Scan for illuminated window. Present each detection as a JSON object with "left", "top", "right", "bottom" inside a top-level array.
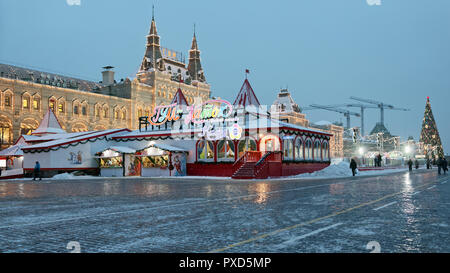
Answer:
[
  {"left": 49, "top": 99, "right": 56, "bottom": 112},
  {"left": 121, "top": 111, "right": 126, "bottom": 120},
  {"left": 114, "top": 110, "right": 119, "bottom": 119},
  {"left": 103, "top": 108, "right": 108, "bottom": 118},
  {"left": 138, "top": 109, "right": 143, "bottom": 117},
  {"left": 58, "top": 103, "right": 64, "bottom": 113},
  {"left": 33, "top": 98, "right": 40, "bottom": 110},
  {"left": 238, "top": 139, "right": 257, "bottom": 158},
  {"left": 197, "top": 140, "right": 214, "bottom": 161},
  {"left": 283, "top": 138, "right": 294, "bottom": 159},
  {"left": 217, "top": 140, "right": 235, "bottom": 161},
  {"left": 22, "top": 97, "right": 30, "bottom": 109},
  {"left": 322, "top": 141, "right": 329, "bottom": 160}
]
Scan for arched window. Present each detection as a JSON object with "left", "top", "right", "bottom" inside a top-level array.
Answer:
[
  {"left": 121, "top": 110, "right": 126, "bottom": 120},
  {"left": 305, "top": 139, "right": 312, "bottom": 160},
  {"left": 197, "top": 140, "right": 214, "bottom": 161},
  {"left": 217, "top": 140, "right": 235, "bottom": 161},
  {"left": 22, "top": 94, "right": 30, "bottom": 109},
  {"left": 283, "top": 138, "right": 294, "bottom": 160},
  {"left": 4, "top": 93, "right": 12, "bottom": 107},
  {"left": 314, "top": 140, "right": 321, "bottom": 160},
  {"left": 82, "top": 105, "right": 87, "bottom": 116},
  {"left": 238, "top": 138, "right": 257, "bottom": 158},
  {"left": 103, "top": 107, "right": 108, "bottom": 118},
  {"left": 114, "top": 109, "right": 119, "bottom": 119},
  {"left": 322, "top": 141, "right": 329, "bottom": 160},
  {"left": 73, "top": 105, "right": 79, "bottom": 115},
  {"left": 295, "top": 137, "right": 304, "bottom": 161},
  {"left": 32, "top": 96, "right": 40, "bottom": 110},
  {"left": 58, "top": 101, "right": 65, "bottom": 113},
  {"left": 49, "top": 98, "right": 56, "bottom": 112},
  {"left": 137, "top": 108, "right": 143, "bottom": 117}
]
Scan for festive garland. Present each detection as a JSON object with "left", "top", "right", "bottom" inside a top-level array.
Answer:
[{"left": 23, "top": 136, "right": 109, "bottom": 154}]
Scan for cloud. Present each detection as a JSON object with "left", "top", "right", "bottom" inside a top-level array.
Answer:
[
  {"left": 366, "top": 0, "right": 381, "bottom": 5},
  {"left": 66, "top": 0, "right": 81, "bottom": 6}
]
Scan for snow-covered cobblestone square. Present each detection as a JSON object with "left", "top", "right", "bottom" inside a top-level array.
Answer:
[{"left": 0, "top": 169, "right": 448, "bottom": 253}]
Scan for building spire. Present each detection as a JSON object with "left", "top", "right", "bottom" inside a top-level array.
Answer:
[
  {"left": 187, "top": 25, "right": 205, "bottom": 82},
  {"left": 139, "top": 7, "right": 164, "bottom": 73}
]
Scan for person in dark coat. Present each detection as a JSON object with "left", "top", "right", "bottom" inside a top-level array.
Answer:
[
  {"left": 377, "top": 154, "right": 382, "bottom": 167},
  {"left": 33, "top": 161, "right": 41, "bottom": 181},
  {"left": 443, "top": 158, "right": 448, "bottom": 175},
  {"left": 426, "top": 158, "right": 431, "bottom": 169},
  {"left": 350, "top": 159, "right": 358, "bottom": 177},
  {"left": 407, "top": 159, "right": 413, "bottom": 172},
  {"left": 437, "top": 157, "right": 443, "bottom": 175},
  {"left": 415, "top": 159, "right": 419, "bottom": 169}
]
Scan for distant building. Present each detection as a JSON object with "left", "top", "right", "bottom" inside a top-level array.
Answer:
[{"left": 0, "top": 14, "right": 210, "bottom": 150}]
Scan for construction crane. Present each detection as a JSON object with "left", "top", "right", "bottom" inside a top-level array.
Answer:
[
  {"left": 307, "top": 104, "right": 361, "bottom": 130},
  {"left": 313, "top": 103, "right": 379, "bottom": 137},
  {"left": 349, "top": 97, "right": 410, "bottom": 127}
]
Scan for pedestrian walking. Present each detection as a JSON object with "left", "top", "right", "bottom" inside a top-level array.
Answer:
[
  {"left": 33, "top": 161, "right": 41, "bottom": 181},
  {"left": 377, "top": 154, "right": 382, "bottom": 167},
  {"left": 443, "top": 158, "right": 448, "bottom": 175},
  {"left": 415, "top": 159, "right": 419, "bottom": 170},
  {"left": 426, "top": 158, "right": 431, "bottom": 169},
  {"left": 437, "top": 157, "right": 443, "bottom": 175},
  {"left": 407, "top": 159, "right": 413, "bottom": 172},
  {"left": 350, "top": 159, "right": 358, "bottom": 177}
]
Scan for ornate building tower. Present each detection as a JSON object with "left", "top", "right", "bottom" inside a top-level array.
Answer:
[
  {"left": 187, "top": 30, "right": 206, "bottom": 83},
  {"left": 139, "top": 11, "right": 164, "bottom": 73}
]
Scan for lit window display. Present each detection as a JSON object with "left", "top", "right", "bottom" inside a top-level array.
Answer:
[
  {"left": 217, "top": 140, "right": 235, "bottom": 161},
  {"left": 141, "top": 155, "right": 168, "bottom": 168},
  {"left": 238, "top": 138, "right": 257, "bottom": 158},
  {"left": 100, "top": 157, "right": 123, "bottom": 168},
  {"left": 197, "top": 140, "right": 214, "bottom": 161}
]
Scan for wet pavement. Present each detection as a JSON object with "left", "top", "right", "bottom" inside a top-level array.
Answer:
[{"left": 0, "top": 169, "right": 448, "bottom": 253}]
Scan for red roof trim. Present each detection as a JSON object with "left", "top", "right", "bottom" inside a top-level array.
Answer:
[{"left": 22, "top": 128, "right": 131, "bottom": 150}]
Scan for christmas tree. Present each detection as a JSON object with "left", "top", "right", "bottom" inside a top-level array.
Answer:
[{"left": 420, "top": 97, "right": 444, "bottom": 159}]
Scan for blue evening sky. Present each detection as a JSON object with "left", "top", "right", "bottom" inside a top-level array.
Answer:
[{"left": 1, "top": 0, "right": 449, "bottom": 153}]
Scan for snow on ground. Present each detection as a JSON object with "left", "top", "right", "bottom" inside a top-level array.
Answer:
[
  {"left": 288, "top": 159, "right": 408, "bottom": 180},
  {"left": 50, "top": 173, "right": 96, "bottom": 180}
]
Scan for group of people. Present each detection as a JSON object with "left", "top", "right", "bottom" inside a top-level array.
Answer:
[
  {"left": 407, "top": 158, "right": 420, "bottom": 171},
  {"left": 437, "top": 157, "right": 448, "bottom": 175},
  {"left": 374, "top": 154, "right": 383, "bottom": 167}
]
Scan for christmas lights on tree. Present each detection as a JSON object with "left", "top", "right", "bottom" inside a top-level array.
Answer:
[{"left": 420, "top": 97, "right": 444, "bottom": 159}]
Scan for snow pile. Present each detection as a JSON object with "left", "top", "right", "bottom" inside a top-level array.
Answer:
[
  {"left": 296, "top": 160, "right": 353, "bottom": 179},
  {"left": 51, "top": 173, "right": 95, "bottom": 180}
]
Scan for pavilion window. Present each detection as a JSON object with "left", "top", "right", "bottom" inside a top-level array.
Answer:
[
  {"left": 322, "top": 141, "right": 329, "bottom": 160},
  {"left": 238, "top": 138, "right": 257, "bottom": 158},
  {"left": 295, "top": 138, "right": 304, "bottom": 161},
  {"left": 217, "top": 140, "right": 235, "bottom": 161},
  {"left": 314, "top": 140, "right": 321, "bottom": 160},
  {"left": 197, "top": 140, "right": 214, "bottom": 161},
  {"left": 305, "top": 139, "right": 312, "bottom": 160},
  {"left": 283, "top": 138, "right": 294, "bottom": 160}
]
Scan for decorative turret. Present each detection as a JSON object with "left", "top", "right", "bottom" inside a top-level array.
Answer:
[
  {"left": 233, "top": 79, "right": 261, "bottom": 108},
  {"left": 187, "top": 27, "right": 205, "bottom": 82},
  {"left": 171, "top": 88, "right": 189, "bottom": 106},
  {"left": 139, "top": 7, "right": 165, "bottom": 72}
]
